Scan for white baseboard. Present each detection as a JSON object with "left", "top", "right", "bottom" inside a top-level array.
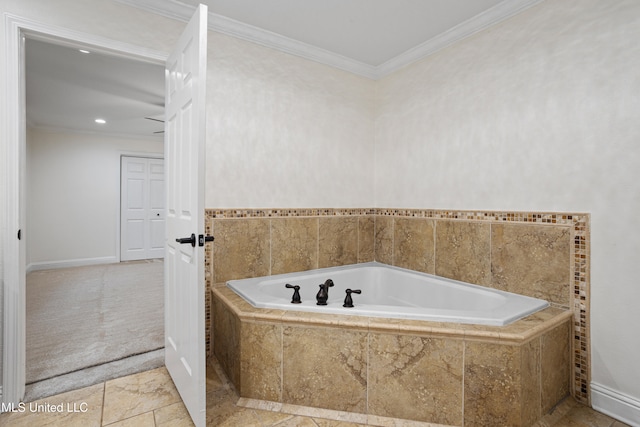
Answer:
[
  {"left": 26, "top": 256, "right": 118, "bottom": 273},
  {"left": 591, "top": 382, "right": 640, "bottom": 427}
]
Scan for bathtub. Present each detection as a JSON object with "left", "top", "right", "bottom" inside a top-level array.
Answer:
[{"left": 226, "top": 262, "right": 548, "bottom": 326}]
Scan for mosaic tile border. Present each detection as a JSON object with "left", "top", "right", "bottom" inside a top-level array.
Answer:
[
  {"left": 205, "top": 217, "right": 214, "bottom": 359},
  {"left": 206, "top": 208, "right": 375, "bottom": 218},
  {"left": 376, "top": 208, "right": 581, "bottom": 225},
  {"left": 204, "top": 207, "right": 590, "bottom": 405}
]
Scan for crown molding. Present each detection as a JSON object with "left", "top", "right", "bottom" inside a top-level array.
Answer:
[
  {"left": 116, "top": 0, "right": 544, "bottom": 80},
  {"left": 115, "top": 0, "right": 378, "bottom": 78},
  {"left": 376, "top": 0, "right": 545, "bottom": 77},
  {"left": 115, "top": 0, "right": 194, "bottom": 24},
  {"left": 208, "top": 13, "right": 379, "bottom": 79}
]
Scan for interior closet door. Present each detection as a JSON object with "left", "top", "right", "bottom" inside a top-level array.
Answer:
[{"left": 120, "top": 156, "right": 165, "bottom": 261}]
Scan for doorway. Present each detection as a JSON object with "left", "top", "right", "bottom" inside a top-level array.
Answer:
[
  {"left": 23, "top": 36, "right": 166, "bottom": 399},
  {"left": 3, "top": 15, "right": 208, "bottom": 420}
]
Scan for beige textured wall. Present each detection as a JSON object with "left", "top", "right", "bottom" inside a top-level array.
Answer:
[
  {"left": 206, "top": 34, "right": 375, "bottom": 208},
  {"left": 26, "top": 128, "right": 163, "bottom": 267},
  {"left": 375, "top": 0, "right": 640, "bottom": 406}
]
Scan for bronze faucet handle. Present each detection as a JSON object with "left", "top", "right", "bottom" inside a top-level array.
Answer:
[
  {"left": 285, "top": 284, "right": 302, "bottom": 304},
  {"left": 343, "top": 289, "right": 362, "bottom": 308}
]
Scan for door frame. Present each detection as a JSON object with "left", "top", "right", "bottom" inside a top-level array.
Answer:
[{"left": 2, "top": 15, "right": 168, "bottom": 404}]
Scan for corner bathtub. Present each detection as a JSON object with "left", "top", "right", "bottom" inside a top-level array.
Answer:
[{"left": 227, "top": 262, "right": 548, "bottom": 326}]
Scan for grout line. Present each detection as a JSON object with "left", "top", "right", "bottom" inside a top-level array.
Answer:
[
  {"left": 269, "top": 218, "right": 272, "bottom": 276},
  {"left": 103, "top": 410, "right": 156, "bottom": 426},
  {"left": 366, "top": 332, "right": 370, "bottom": 417},
  {"left": 539, "top": 335, "right": 543, "bottom": 422},
  {"left": 100, "top": 379, "right": 106, "bottom": 426},
  {"left": 373, "top": 214, "right": 377, "bottom": 262},
  {"left": 488, "top": 222, "right": 492, "bottom": 285},
  {"left": 461, "top": 340, "right": 465, "bottom": 426},
  {"left": 391, "top": 216, "right": 395, "bottom": 266},
  {"left": 433, "top": 219, "right": 437, "bottom": 275},
  {"left": 356, "top": 216, "right": 360, "bottom": 263},
  {"left": 280, "top": 324, "right": 284, "bottom": 403}
]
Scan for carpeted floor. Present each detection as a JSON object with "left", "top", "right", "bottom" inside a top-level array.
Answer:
[{"left": 26, "top": 260, "right": 164, "bottom": 399}]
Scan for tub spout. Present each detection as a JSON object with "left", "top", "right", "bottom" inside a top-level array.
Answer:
[
  {"left": 323, "top": 279, "right": 334, "bottom": 296},
  {"left": 316, "top": 279, "right": 334, "bottom": 306}
]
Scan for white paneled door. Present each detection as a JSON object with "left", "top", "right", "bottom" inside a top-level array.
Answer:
[
  {"left": 164, "top": 4, "right": 208, "bottom": 427},
  {"left": 120, "top": 156, "right": 165, "bottom": 261}
]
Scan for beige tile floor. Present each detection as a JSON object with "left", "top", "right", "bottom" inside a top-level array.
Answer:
[{"left": 0, "top": 359, "right": 631, "bottom": 427}]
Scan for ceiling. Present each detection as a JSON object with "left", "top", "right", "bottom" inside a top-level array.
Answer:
[
  {"left": 26, "top": 0, "right": 541, "bottom": 138},
  {"left": 124, "top": 0, "right": 541, "bottom": 78},
  {"left": 197, "top": 0, "right": 506, "bottom": 66},
  {"left": 26, "top": 38, "right": 165, "bottom": 139}
]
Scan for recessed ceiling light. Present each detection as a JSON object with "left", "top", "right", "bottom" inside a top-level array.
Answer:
[
  {"left": 79, "top": 49, "right": 91, "bottom": 54},
  {"left": 95, "top": 118, "right": 106, "bottom": 124}
]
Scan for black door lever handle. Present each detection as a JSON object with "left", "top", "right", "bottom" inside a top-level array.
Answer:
[
  {"left": 176, "top": 233, "right": 213, "bottom": 247},
  {"left": 176, "top": 233, "right": 196, "bottom": 247}
]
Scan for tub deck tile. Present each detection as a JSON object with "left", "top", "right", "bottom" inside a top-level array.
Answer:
[
  {"left": 281, "top": 311, "right": 370, "bottom": 329},
  {"left": 213, "top": 285, "right": 286, "bottom": 322},
  {"left": 464, "top": 341, "right": 523, "bottom": 426},
  {"left": 240, "top": 322, "right": 282, "bottom": 401},
  {"left": 368, "top": 334, "right": 464, "bottom": 425},
  {"left": 282, "top": 326, "right": 368, "bottom": 413},
  {"left": 367, "top": 317, "right": 434, "bottom": 335}
]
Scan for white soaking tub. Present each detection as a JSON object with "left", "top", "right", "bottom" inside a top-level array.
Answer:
[{"left": 227, "top": 262, "right": 548, "bottom": 326}]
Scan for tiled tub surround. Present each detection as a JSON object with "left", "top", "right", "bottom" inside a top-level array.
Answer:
[
  {"left": 213, "top": 284, "right": 572, "bottom": 426},
  {"left": 205, "top": 209, "right": 590, "bottom": 405}
]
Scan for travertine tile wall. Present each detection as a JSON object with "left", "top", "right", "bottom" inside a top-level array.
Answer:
[
  {"left": 205, "top": 208, "right": 590, "bottom": 404},
  {"left": 204, "top": 208, "right": 374, "bottom": 363},
  {"left": 375, "top": 215, "right": 572, "bottom": 307},
  {"left": 374, "top": 209, "right": 590, "bottom": 405}
]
